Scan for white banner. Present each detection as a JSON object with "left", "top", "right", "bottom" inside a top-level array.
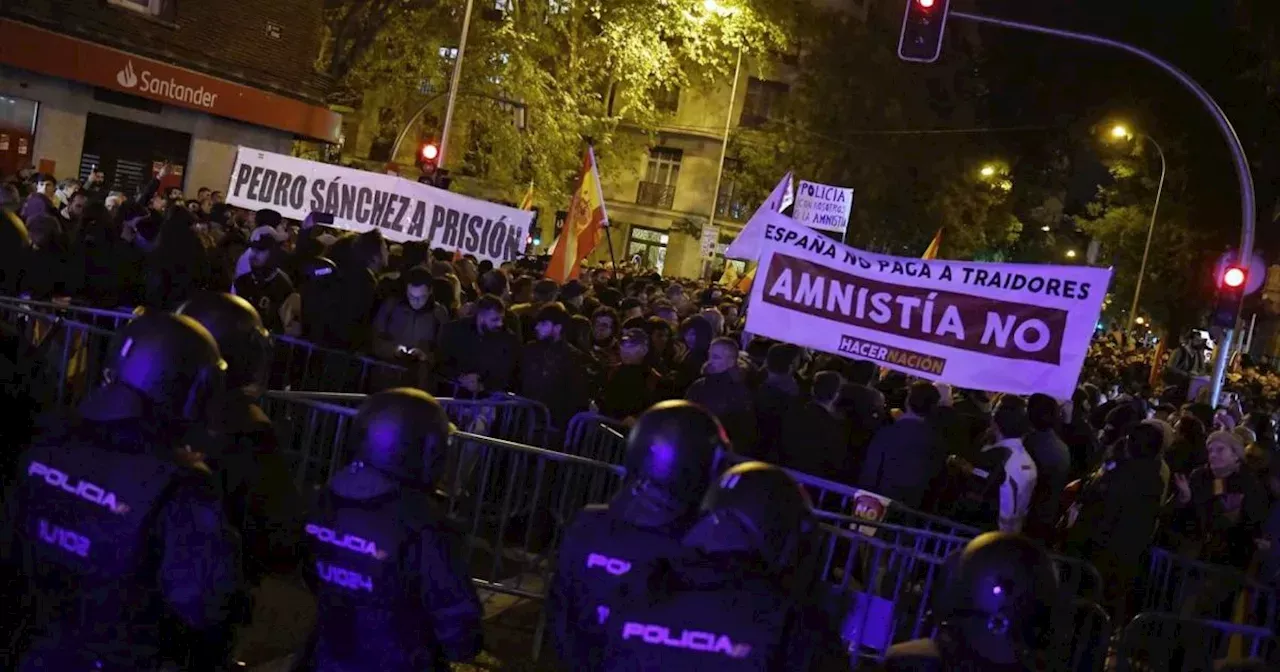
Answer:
[
  {"left": 744, "top": 210, "right": 1112, "bottom": 398},
  {"left": 700, "top": 225, "right": 719, "bottom": 257},
  {"left": 793, "top": 180, "right": 853, "bottom": 234},
  {"left": 724, "top": 171, "right": 793, "bottom": 261},
  {"left": 225, "top": 147, "right": 533, "bottom": 265}
]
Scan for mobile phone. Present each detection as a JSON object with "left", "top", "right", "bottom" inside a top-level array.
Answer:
[{"left": 313, "top": 212, "right": 335, "bottom": 225}]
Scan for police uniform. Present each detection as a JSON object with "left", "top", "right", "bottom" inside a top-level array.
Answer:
[
  {"left": 547, "top": 492, "right": 699, "bottom": 667},
  {"left": 595, "top": 462, "right": 850, "bottom": 672},
  {"left": 0, "top": 313, "right": 241, "bottom": 672},
  {"left": 298, "top": 388, "right": 482, "bottom": 672},
  {"left": 178, "top": 293, "right": 303, "bottom": 583},
  {"left": 546, "top": 401, "right": 730, "bottom": 669},
  {"left": 596, "top": 552, "right": 849, "bottom": 671}
]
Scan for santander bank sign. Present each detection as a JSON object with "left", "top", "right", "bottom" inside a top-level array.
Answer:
[{"left": 116, "top": 60, "right": 219, "bottom": 109}]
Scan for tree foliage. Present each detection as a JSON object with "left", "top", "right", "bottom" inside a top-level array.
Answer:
[
  {"left": 1073, "top": 141, "right": 1215, "bottom": 333},
  {"left": 727, "top": 3, "right": 1022, "bottom": 261},
  {"left": 324, "top": 0, "right": 796, "bottom": 207}
]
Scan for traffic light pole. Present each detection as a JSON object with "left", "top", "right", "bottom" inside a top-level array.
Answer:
[{"left": 948, "top": 10, "right": 1256, "bottom": 407}]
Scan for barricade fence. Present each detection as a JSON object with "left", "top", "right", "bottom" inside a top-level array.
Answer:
[
  {"left": 14, "top": 295, "right": 1267, "bottom": 665},
  {"left": 1145, "top": 547, "right": 1280, "bottom": 633},
  {"left": 1115, "top": 613, "right": 1280, "bottom": 670}
]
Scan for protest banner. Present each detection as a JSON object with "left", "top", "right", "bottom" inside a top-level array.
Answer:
[
  {"left": 225, "top": 147, "right": 533, "bottom": 265},
  {"left": 793, "top": 180, "right": 853, "bottom": 235},
  {"left": 744, "top": 209, "right": 1112, "bottom": 398},
  {"left": 723, "top": 171, "right": 793, "bottom": 261}
]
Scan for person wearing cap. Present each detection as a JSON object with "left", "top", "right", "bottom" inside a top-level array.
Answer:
[
  {"left": 1169, "top": 429, "right": 1268, "bottom": 570},
  {"left": 518, "top": 302, "right": 591, "bottom": 433},
  {"left": 598, "top": 327, "right": 663, "bottom": 424},
  {"left": 232, "top": 224, "right": 294, "bottom": 333},
  {"left": 232, "top": 209, "right": 288, "bottom": 281}
]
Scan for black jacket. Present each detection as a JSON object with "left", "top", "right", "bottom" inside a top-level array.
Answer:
[{"left": 437, "top": 316, "right": 520, "bottom": 396}]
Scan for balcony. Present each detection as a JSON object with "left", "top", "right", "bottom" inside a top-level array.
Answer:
[{"left": 636, "top": 181, "right": 676, "bottom": 210}]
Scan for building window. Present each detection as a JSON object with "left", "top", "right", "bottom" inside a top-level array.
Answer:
[
  {"left": 627, "top": 225, "right": 668, "bottom": 274},
  {"left": 638, "top": 147, "right": 681, "bottom": 209},
  {"left": 655, "top": 86, "right": 680, "bottom": 114},
  {"left": 107, "top": 0, "right": 177, "bottom": 21},
  {"left": 740, "top": 77, "right": 789, "bottom": 127},
  {"left": 715, "top": 158, "right": 749, "bottom": 221},
  {"left": 645, "top": 147, "right": 681, "bottom": 185}
]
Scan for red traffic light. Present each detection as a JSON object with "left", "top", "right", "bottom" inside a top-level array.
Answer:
[
  {"left": 420, "top": 143, "right": 440, "bottom": 162},
  {"left": 1223, "top": 266, "right": 1247, "bottom": 289},
  {"left": 918, "top": 0, "right": 936, "bottom": 8}
]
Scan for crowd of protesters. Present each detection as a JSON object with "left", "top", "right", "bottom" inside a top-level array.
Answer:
[{"left": 4, "top": 167, "right": 1280, "bottom": 668}]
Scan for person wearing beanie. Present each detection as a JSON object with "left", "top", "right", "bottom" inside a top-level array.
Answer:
[{"left": 1167, "top": 429, "right": 1268, "bottom": 569}]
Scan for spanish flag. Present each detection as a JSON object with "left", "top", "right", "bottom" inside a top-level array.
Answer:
[
  {"left": 736, "top": 265, "right": 756, "bottom": 293},
  {"left": 546, "top": 148, "right": 609, "bottom": 283},
  {"left": 922, "top": 228, "right": 943, "bottom": 260}
]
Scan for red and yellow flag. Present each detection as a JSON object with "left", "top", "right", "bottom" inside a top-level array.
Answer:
[
  {"left": 736, "top": 265, "right": 757, "bottom": 293},
  {"left": 922, "top": 228, "right": 943, "bottom": 260},
  {"left": 546, "top": 148, "right": 609, "bottom": 283}
]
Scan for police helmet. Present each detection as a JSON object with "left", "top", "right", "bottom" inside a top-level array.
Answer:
[
  {"left": 176, "top": 292, "right": 272, "bottom": 390},
  {"left": 935, "top": 532, "right": 1059, "bottom": 648},
  {"left": 624, "top": 400, "right": 730, "bottom": 509},
  {"left": 351, "top": 388, "right": 452, "bottom": 485},
  {"left": 104, "top": 312, "right": 227, "bottom": 422},
  {"left": 683, "top": 461, "right": 814, "bottom": 571}
]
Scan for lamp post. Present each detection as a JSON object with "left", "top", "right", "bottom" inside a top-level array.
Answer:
[
  {"left": 1110, "top": 124, "right": 1168, "bottom": 333},
  {"left": 704, "top": 0, "right": 740, "bottom": 279}
]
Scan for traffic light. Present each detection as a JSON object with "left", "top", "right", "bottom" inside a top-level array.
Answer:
[
  {"left": 418, "top": 141, "right": 440, "bottom": 170},
  {"left": 898, "top": 0, "right": 952, "bottom": 64},
  {"left": 1212, "top": 264, "right": 1247, "bottom": 329}
]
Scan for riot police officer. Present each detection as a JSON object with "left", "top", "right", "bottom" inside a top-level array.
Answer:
[
  {"left": 546, "top": 400, "right": 730, "bottom": 669},
  {"left": 299, "top": 387, "right": 482, "bottom": 672},
  {"left": 177, "top": 292, "right": 304, "bottom": 665},
  {"left": 0, "top": 312, "right": 242, "bottom": 671},
  {"left": 884, "top": 532, "right": 1059, "bottom": 671},
  {"left": 177, "top": 291, "right": 302, "bottom": 580},
  {"left": 596, "top": 461, "right": 851, "bottom": 671}
]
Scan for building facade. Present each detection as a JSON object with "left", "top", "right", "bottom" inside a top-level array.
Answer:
[
  {"left": 0, "top": 0, "right": 339, "bottom": 197},
  {"left": 594, "top": 0, "right": 873, "bottom": 279}
]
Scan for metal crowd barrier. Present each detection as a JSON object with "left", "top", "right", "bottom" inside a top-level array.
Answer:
[
  {"left": 811, "top": 515, "right": 966, "bottom": 662},
  {"left": 1115, "top": 612, "right": 1279, "bottom": 671},
  {"left": 562, "top": 412, "right": 628, "bottom": 463},
  {"left": 1144, "top": 547, "right": 1280, "bottom": 632},
  {"left": 270, "top": 334, "right": 418, "bottom": 395},
  {"left": 0, "top": 297, "right": 132, "bottom": 410}
]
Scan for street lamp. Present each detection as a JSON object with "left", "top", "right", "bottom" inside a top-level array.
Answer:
[
  {"left": 1108, "top": 122, "right": 1168, "bottom": 332},
  {"left": 980, "top": 164, "right": 997, "bottom": 178},
  {"left": 1135, "top": 316, "right": 1146, "bottom": 326},
  {"left": 704, "top": 0, "right": 741, "bottom": 278},
  {"left": 1040, "top": 225, "right": 1051, "bottom": 232},
  {"left": 1066, "top": 249, "right": 1078, "bottom": 259}
]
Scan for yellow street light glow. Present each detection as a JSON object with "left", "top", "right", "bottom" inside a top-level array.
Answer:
[
  {"left": 980, "top": 165, "right": 996, "bottom": 178},
  {"left": 1135, "top": 316, "right": 1146, "bottom": 325},
  {"left": 703, "top": 0, "right": 735, "bottom": 16},
  {"left": 1041, "top": 225, "right": 1051, "bottom": 232},
  {"left": 1111, "top": 124, "right": 1130, "bottom": 140},
  {"left": 1066, "top": 249, "right": 1078, "bottom": 258}
]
